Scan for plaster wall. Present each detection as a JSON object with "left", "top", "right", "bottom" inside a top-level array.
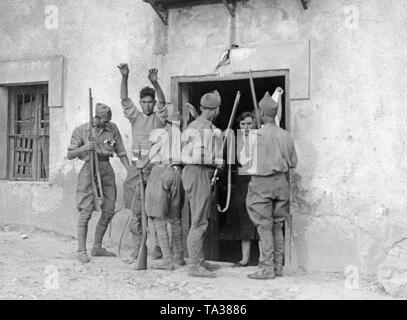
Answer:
[{"left": 1, "top": 0, "right": 407, "bottom": 273}]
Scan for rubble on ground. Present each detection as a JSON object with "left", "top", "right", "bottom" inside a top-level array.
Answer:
[{"left": 377, "top": 239, "right": 407, "bottom": 298}]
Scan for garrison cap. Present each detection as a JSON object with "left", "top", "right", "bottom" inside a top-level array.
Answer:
[
  {"left": 259, "top": 92, "right": 278, "bottom": 118},
  {"left": 95, "top": 103, "right": 112, "bottom": 119},
  {"left": 200, "top": 90, "right": 221, "bottom": 109}
]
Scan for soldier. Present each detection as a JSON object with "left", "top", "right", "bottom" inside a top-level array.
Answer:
[
  {"left": 67, "top": 103, "right": 131, "bottom": 264},
  {"left": 118, "top": 63, "right": 167, "bottom": 260},
  {"left": 245, "top": 92, "right": 297, "bottom": 279},
  {"left": 181, "top": 90, "right": 224, "bottom": 278},
  {"left": 144, "top": 111, "right": 185, "bottom": 271}
]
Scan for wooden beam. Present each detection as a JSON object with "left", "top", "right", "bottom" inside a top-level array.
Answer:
[
  {"left": 222, "top": 0, "right": 235, "bottom": 17},
  {"left": 143, "top": 0, "right": 169, "bottom": 25},
  {"left": 0, "top": 87, "right": 8, "bottom": 179}
]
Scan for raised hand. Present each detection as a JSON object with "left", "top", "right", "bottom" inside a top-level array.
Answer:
[
  {"left": 148, "top": 68, "right": 158, "bottom": 83},
  {"left": 184, "top": 102, "right": 199, "bottom": 119},
  {"left": 118, "top": 63, "right": 129, "bottom": 76}
]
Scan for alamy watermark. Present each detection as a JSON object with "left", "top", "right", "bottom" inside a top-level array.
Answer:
[
  {"left": 344, "top": 265, "right": 359, "bottom": 290},
  {"left": 44, "top": 5, "right": 59, "bottom": 30},
  {"left": 44, "top": 265, "right": 59, "bottom": 290},
  {"left": 134, "top": 124, "right": 258, "bottom": 174}
]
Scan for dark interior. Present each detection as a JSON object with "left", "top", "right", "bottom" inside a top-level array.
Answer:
[
  {"left": 187, "top": 76, "right": 286, "bottom": 131},
  {"left": 185, "top": 76, "right": 286, "bottom": 264}
]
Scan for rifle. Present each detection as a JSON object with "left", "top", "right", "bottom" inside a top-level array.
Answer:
[
  {"left": 210, "top": 91, "right": 241, "bottom": 188},
  {"left": 249, "top": 70, "right": 262, "bottom": 129},
  {"left": 89, "top": 88, "right": 103, "bottom": 211},
  {"left": 135, "top": 146, "right": 148, "bottom": 270}
]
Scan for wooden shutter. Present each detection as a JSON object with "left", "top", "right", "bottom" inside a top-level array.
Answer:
[
  {"left": 0, "top": 87, "right": 8, "bottom": 179},
  {"left": 7, "top": 85, "right": 49, "bottom": 181}
]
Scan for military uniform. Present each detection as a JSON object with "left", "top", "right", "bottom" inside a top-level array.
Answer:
[
  {"left": 68, "top": 104, "right": 127, "bottom": 261},
  {"left": 181, "top": 91, "right": 223, "bottom": 277},
  {"left": 245, "top": 92, "right": 297, "bottom": 279},
  {"left": 121, "top": 97, "right": 167, "bottom": 257},
  {"left": 145, "top": 112, "right": 185, "bottom": 270}
]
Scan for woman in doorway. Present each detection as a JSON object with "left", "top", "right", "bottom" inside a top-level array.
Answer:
[{"left": 219, "top": 111, "right": 259, "bottom": 267}]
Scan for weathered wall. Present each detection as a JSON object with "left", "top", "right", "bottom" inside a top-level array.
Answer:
[
  {"left": 1, "top": 0, "right": 407, "bottom": 274},
  {"left": 0, "top": 0, "right": 160, "bottom": 246},
  {"left": 151, "top": 0, "right": 407, "bottom": 274}
]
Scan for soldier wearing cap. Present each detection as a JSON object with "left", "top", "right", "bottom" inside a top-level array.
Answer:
[
  {"left": 181, "top": 90, "right": 224, "bottom": 278},
  {"left": 117, "top": 63, "right": 168, "bottom": 260},
  {"left": 245, "top": 91, "right": 297, "bottom": 279},
  {"left": 67, "top": 103, "right": 131, "bottom": 263},
  {"left": 143, "top": 111, "right": 185, "bottom": 271}
]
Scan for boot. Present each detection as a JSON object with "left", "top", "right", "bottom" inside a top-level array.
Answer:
[
  {"left": 77, "top": 223, "right": 89, "bottom": 263},
  {"left": 77, "top": 251, "right": 90, "bottom": 263},
  {"left": 201, "top": 260, "right": 221, "bottom": 271},
  {"left": 77, "top": 225, "right": 88, "bottom": 253},
  {"left": 274, "top": 266, "right": 283, "bottom": 277},
  {"left": 92, "top": 247, "right": 117, "bottom": 257},
  {"left": 150, "top": 218, "right": 163, "bottom": 260},
  {"left": 273, "top": 219, "right": 285, "bottom": 277},
  {"left": 92, "top": 216, "right": 116, "bottom": 257},
  {"left": 248, "top": 268, "right": 276, "bottom": 280},
  {"left": 174, "top": 257, "right": 186, "bottom": 267},
  {"left": 154, "top": 218, "right": 173, "bottom": 266},
  {"left": 188, "top": 265, "right": 216, "bottom": 278},
  {"left": 151, "top": 260, "right": 175, "bottom": 271},
  {"left": 171, "top": 220, "right": 186, "bottom": 266}
]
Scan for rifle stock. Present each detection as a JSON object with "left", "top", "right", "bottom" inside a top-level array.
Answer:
[{"left": 135, "top": 169, "right": 148, "bottom": 270}]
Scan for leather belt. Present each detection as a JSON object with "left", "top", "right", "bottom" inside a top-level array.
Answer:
[{"left": 86, "top": 157, "right": 110, "bottom": 162}]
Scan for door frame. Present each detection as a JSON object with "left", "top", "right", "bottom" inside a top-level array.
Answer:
[{"left": 172, "top": 69, "right": 293, "bottom": 265}]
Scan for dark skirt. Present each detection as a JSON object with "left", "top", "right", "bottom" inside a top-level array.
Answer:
[{"left": 219, "top": 174, "right": 259, "bottom": 241}]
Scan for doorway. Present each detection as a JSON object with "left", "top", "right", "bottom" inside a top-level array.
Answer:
[{"left": 172, "top": 70, "right": 290, "bottom": 264}]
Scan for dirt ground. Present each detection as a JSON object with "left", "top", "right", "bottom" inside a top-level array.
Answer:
[{"left": 0, "top": 223, "right": 396, "bottom": 300}]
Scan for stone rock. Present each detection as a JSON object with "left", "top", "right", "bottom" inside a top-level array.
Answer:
[{"left": 377, "top": 239, "right": 407, "bottom": 298}]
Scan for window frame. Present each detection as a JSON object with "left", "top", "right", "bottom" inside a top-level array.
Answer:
[{"left": 7, "top": 84, "right": 50, "bottom": 181}]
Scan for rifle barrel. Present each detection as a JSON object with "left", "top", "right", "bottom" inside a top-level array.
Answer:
[
  {"left": 249, "top": 70, "right": 261, "bottom": 129},
  {"left": 88, "top": 88, "right": 103, "bottom": 210},
  {"left": 136, "top": 170, "right": 148, "bottom": 270},
  {"left": 211, "top": 91, "right": 241, "bottom": 186}
]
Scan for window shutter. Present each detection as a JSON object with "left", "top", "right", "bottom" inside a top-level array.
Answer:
[{"left": 0, "top": 88, "right": 8, "bottom": 179}]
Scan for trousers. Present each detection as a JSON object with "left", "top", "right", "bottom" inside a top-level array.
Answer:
[
  {"left": 76, "top": 161, "right": 116, "bottom": 252},
  {"left": 182, "top": 165, "right": 214, "bottom": 266},
  {"left": 246, "top": 173, "right": 289, "bottom": 270}
]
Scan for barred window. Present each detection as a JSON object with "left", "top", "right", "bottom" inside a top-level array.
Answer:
[{"left": 8, "top": 85, "right": 49, "bottom": 181}]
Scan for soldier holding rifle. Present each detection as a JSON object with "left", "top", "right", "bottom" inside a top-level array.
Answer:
[
  {"left": 67, "top": 102, "right": 130, "bottom": 264},
  {"left": 181, "top": 90, "right": 228, "bottom": 278}
]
